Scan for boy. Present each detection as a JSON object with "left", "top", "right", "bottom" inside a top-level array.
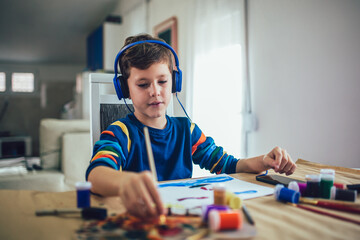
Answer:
[{"left": 86, "top": 34, "right": 296, "bottom": 219}]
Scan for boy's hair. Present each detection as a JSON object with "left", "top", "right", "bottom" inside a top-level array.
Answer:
[{"left": 119, "top": 34, "right": 174, "bottom": 81}]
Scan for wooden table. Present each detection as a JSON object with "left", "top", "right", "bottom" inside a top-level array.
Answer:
[{"left": 0, "top": 159, "right": 359, "bottom": 240}]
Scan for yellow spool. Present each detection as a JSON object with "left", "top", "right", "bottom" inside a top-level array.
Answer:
[{"left": 225, "top": 191, "right": 242, "bottom": 209}]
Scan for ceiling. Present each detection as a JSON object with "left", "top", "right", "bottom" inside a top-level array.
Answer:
[{"left": 0, "top": 0, "right": 119, "bottom": 65}]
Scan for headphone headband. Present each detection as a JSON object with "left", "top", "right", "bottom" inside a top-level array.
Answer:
[{"left": 113, "top": 40, "right": 182, "bottom": 100}]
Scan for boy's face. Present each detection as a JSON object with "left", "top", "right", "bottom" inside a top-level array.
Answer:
[{"left": 127, "top": 62, "right": 172, "bottom": 124}]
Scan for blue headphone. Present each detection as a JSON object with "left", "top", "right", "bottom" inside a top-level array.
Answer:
[{"left": 113, "top": 40, "right": 182, "bottom": 100}]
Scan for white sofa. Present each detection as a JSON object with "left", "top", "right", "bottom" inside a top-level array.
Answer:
[{"left": 0, "top": 119, "right": 92, "bottom": 192}]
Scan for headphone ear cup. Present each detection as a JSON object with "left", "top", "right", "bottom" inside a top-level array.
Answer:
[
  {"left": 114, "top": 76, "right": 124, "bottom": 100},
  {"left": 172, "top": 70, "right": 182, "bottom": 93},
  {"left": 172, "top": 71, "right": 177, "bottom": 93},
  {"left": 119, "top": 76, "right": 130, "bottom": 98}
]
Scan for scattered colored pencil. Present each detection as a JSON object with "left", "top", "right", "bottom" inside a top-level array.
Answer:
[
  {"left": 242, "top": 204, "right": 255, "bottom": 225},
  {"left": 300, "top": 198, "right": 360, "bottom": 214},
  {"left": 288, "top": 203, "right": 360, "bottom": 226}
]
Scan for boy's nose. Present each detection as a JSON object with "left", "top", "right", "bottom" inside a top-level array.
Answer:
[{"left": 150, "top": 84, "right": 160, "bottom": 97}]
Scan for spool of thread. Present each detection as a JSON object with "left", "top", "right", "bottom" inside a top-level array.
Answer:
[
  {"left": 76, "top": 181, "right": 92, "bottom": 208},
  {"left": 320, "top": 169, "right": 335, "bottom": 199},
  {"left": 213, "top": 184, "right": 226, "bottom": 206},
  {"left": 330, "top": 186, "right": 357, "bottom": 202},
  {"left": 274, "top": 184, "right": 300, "bottom": 204},
  {"left": 298, "top": 182, "right": 307, "bottom": 196},
  {"left": 305, "top": 174, "right": 321, "bottom": 198},
  {"left": 208, "top": 210, "right": 243, "bottom": 231},
  {"left": 225, "top": 191, "right": 243, "bottom": 209},
  {"left": 202, "top": 204, "right": 229, "bottom": 222}
]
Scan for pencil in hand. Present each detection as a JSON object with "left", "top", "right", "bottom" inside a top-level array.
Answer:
[{"left": 143, "top": 126, "right": 158, "bottom": 183}]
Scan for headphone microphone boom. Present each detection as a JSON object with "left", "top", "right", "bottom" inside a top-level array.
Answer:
[{"left": 113, "top": 40, "right": 183, "bottom": 100}]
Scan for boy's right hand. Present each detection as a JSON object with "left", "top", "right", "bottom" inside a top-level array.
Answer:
[{"left": 117, "top": 171, "right": 164, "bottom": 219}]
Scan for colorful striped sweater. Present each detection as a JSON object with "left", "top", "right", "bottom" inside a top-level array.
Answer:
[{"left": 85, "top": 113, "right": 238, "bottom": 181}]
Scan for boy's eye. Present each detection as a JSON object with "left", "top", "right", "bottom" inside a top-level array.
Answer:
[
  {"left": 159, "top": 80, "right": 168, "bottom": 84},
  {"left": 138, "top": 83, "right": 148, "bottom": 88}
]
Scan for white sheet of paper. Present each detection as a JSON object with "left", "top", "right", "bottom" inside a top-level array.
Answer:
[{"left": 158, "top": 174, "right": 274, "bottom": 214}]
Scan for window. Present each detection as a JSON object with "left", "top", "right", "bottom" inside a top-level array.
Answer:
[
  {"left": 11, "top": 73, "right": 34, "bottom": 92},
  {"left": 190, "top": 0, "right": 246, "bottom": 177},
  {"left": 193, "top": 44, "right": 244, "bottom": 157},
  {"left": 0, "top": 72, "right": 5, "bottom": 92}
]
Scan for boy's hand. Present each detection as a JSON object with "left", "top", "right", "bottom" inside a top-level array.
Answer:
[
  {"left": 263, "top": 146, "right": 296, "bottom": 175},
  {"left": 117, "top": 171, "right": 164, "bottom": 219}
]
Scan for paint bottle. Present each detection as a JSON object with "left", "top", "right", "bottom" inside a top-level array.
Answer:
[
  {"left": 213, "top": 183, "right": 226, "bottom": 206},
  {"left": 330, "top": 186, "right": 357, "bottom": 202},
  {"left": 274, "top": 184, "right": 300, "bottom": 204},
  {"left": 202, "top": 204, "right": 229, "bottom": 222},
  {"left": 208, "top": 209, "right": 243, "bottom": 231},
  {"left": 288, "top": 181, "right": 299, "bottom": 192},
  {"left": 320, "top": 169, "right": 335, "bottom": 199},
  {"left": 76, "top": 181, "right": 92, "bottom": 208},
  {"left": 297, "top": 182, "right": 307, "bottom": 196},
  {"left": 305, "top": 175, "right": 321, "bottom": 198},
  {"left": 333, "top": 182, "right": 346, "bottom": 189}
]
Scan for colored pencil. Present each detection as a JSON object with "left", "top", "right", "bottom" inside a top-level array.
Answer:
[
  {"left": 288, "top": 203, "right": 360, "bottom": 226},
  {"left": 300, "top": 198, "right": 360, "bottom": 214},
  {"left": 242, "top": 204, "right": 255, "bottom": 225},
  {"left": 143, "top": 127, "right": 158, "bottom": 183}
]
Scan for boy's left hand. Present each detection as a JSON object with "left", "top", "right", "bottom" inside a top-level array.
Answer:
[{"left": 263, "top": 146, "right": 296, "bottom": 175}]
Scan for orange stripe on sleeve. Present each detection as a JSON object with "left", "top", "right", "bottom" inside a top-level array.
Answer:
[
  {"left": 91, "top": 154, "right": 118, "bottom": 165},
  {"left": 192, "top": 132, "right": 206, "bottom": 155},
  {"left": 210, "top": 152, "right": 226, "bottom": 173},
  {"left": 101, "top": 130, "right": 115, "bottom": 137}
]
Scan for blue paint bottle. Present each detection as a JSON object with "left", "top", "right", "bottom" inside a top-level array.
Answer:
[
  {"left": 76, "top": 181, "right": 92, "bottom": 208},
  {"left": 274, "top": 184, "right": 300, "bottom": 204}
]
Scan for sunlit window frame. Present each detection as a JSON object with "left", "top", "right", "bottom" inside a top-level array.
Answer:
[
  {"left": 0, "top": 72, "right": 6, "bottom": 92},
  {"left": 11, "top": 72, "right": 35, "bottom": 92},
  {"left": 0, "top": 69, "right": 39, "bottom": 96}
]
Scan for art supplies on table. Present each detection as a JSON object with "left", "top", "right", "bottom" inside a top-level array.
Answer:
[
  {"left": 265, "top": 168, "right": 358, "bottom": 203},
  {"left": 213, "top": 183, "right": 226, "bottom": 205},
  {"left": 75, "top": 210, "right": 257, "bottom": 239},
  {"left": 274, "top": 184, "right": 360, "bottom": 226},
  {"left": 287, "top": 203, "right": 360, "bottom": 226},
  {"left": 36, "top": 207, "right": 107, "bottom": 220},
  {"left": 158, "top": 174, "right": 274, "bottom": 216},
  {"left": 320, "top": 169, "right": 335, "bottom": 199},
  {"left": 274, "top": 184, "right": 300, "bottom": 204},
  {"left": 76, "top": 212, "right": 204, "bottom": 240},
  {"left": 242, "top": 204, "right": 255, "bottom": 225},
  {"left": 330, "top": 186, "right": 357, "bottom": 202},
  {"left": 305, "top": 174, "right": 321, "bottom": 198},
  {"left": 208, "top": 209, "right": 243, "bottom": 231},
  {"left": 75, "top": 181, "right": 92, "bottom": 208},
  {"left": 299, "top": 198, "right": 360, "bottom": 214}
]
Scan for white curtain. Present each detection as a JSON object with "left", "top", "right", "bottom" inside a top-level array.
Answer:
[{"left": 191, "top": 0, "right": 247, "bottom": 177}]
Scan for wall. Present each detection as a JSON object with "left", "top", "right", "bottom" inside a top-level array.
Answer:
[
  {"left": 247, "top": 0, "right": 360, "bottom": 167},
  {"left": 0, "top": 63, "right": 83, "bottom": 156}
]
